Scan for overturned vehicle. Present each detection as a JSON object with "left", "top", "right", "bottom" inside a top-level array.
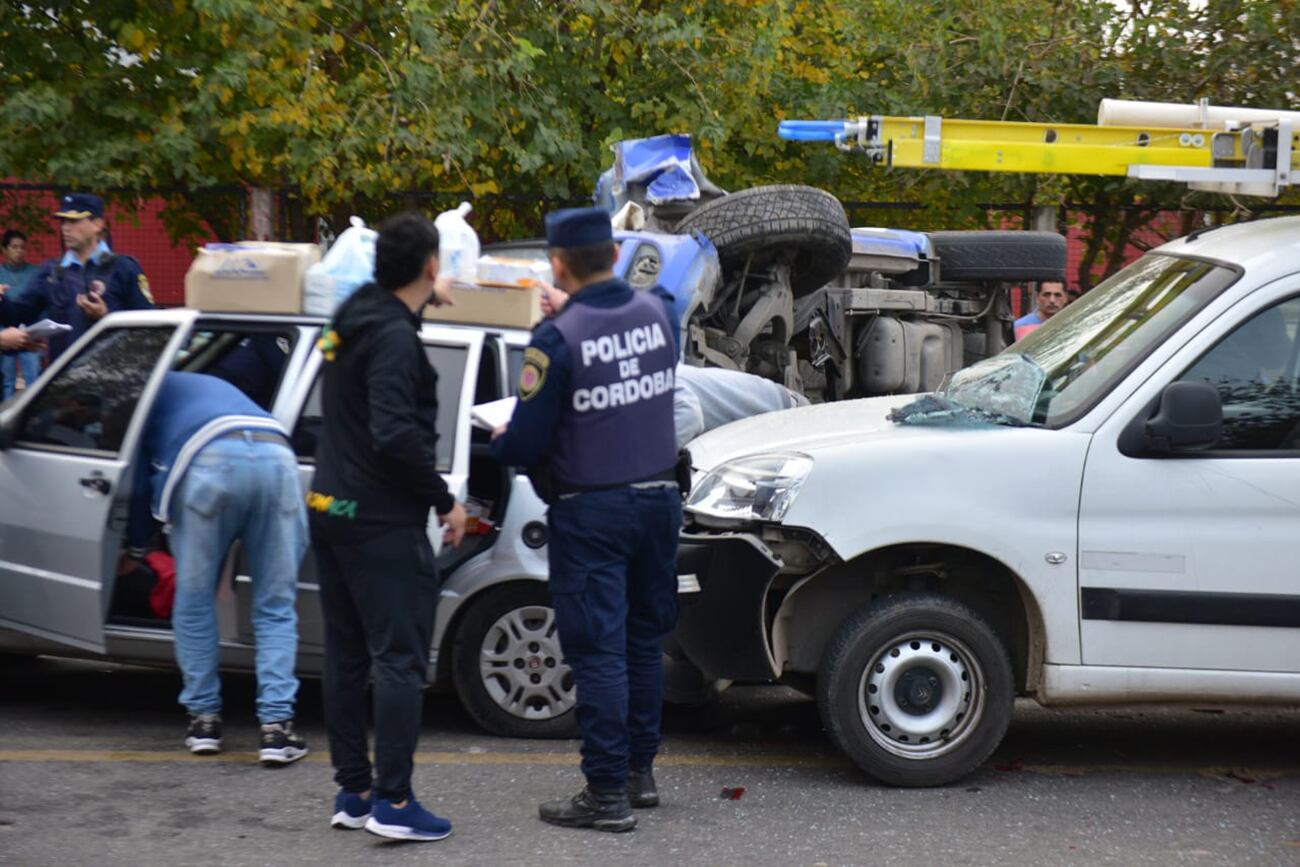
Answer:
[{"left": 589, "top": 134, "right": 1067, "bottom": 402}]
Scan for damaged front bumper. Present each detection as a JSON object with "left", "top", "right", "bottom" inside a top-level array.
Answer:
[{"left": 673, "top": 531, "right": 783, "bottom": 682}]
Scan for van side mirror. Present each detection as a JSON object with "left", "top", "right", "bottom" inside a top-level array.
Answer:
[{"left": 1145, "top": 381, "right": 1222, "bottom": 454}]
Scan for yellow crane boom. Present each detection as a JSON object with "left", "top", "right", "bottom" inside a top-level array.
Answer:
[{"left": 779, "top": 100, "right": 1298, "bottom": 197}]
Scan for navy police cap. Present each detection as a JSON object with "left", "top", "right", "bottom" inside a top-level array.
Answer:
[
  {"left": 54, "top": 192, "right": 105, "bottom": 220},
  {"left": 544, "top": 207, "right": 613, "bottom": 249}
]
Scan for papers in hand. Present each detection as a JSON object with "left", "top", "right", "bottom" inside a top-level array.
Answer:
[
  {"left": 471, "top": 396, "right": 517, "bottom": 431},
  {"left": 21, "top": 319, "right": 73, "bottom": 339}
]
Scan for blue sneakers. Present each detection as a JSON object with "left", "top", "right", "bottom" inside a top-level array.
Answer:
[
  {"left": 364, "top": 797, "right": 452, "bottom": 842},
  {"left": 330, "top": 790, "right": 372, "bottom": 830}
]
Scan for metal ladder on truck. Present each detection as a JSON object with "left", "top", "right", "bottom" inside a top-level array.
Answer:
[{"left": 779, "top": 99, "right": 1299, "bottom": 197}]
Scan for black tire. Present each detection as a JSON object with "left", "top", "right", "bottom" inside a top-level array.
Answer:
[
  {"left": 929, "top": 231, "right": 1066, "bottom": 283},
  {"left": 452, "top": 584, "right": 579, "bottom": 739},
  {"left": 817, "top": 593, "right": 1014, "bottom": 787},
  {"left": 673, "top": 185, "right": 852, "bottom": 295}
]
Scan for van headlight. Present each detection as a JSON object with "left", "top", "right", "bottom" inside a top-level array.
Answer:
[{"left": 686, "top": 453, "right": 813, "bottom": 525}]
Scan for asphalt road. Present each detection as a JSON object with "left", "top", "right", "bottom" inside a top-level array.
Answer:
[{"left": 1, "top": 655, "right": 1297, "bottom": 866}]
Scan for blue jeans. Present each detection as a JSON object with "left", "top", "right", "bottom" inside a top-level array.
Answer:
[
  {"left": 1, "top": 351, "right": 40, "bottom": 400},
  {"left": 547, "top": 484, "right": 682, "bottom": 789},
  {"left": 168, "top": 434, "right": 308, "bottom": 723}
]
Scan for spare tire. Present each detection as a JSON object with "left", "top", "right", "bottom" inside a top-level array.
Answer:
[
  {"left": 674, "top": 185, "right": 852, "bottom": 295},
  {"left": 928, "top": 231, "right": 1066, "bottom": 283}
]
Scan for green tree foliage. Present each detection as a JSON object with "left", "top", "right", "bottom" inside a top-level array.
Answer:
[{"left": 1, "top": 0, "right": 1296, "bottom": 258}]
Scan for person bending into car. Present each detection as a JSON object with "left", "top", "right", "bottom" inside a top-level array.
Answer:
[
  {"left": 308, "top": 212, "right": 468, "bottom": 843},
  {"left": 123, "top": 371, "right": 309, "bottom": 764}
]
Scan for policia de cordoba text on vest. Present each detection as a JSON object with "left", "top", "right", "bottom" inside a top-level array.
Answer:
[{"left": 574, "top": 322, "right": 674, "bottom": 412}]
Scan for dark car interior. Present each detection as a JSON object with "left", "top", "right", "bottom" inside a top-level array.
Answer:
[
  {"left": 109, "top": 326, "right": 297, "bottom": 626},
  {"left": 437, "top": 334, "right": 513, "bottom": 574}
]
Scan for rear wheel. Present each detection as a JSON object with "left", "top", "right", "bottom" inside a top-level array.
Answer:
[
  {"left": 817, "top": 593, "right": 1013, "bottom": 787},
  {"left": 452, "top": 584, "right": 579, "bottom": 739},
  {"left": 674, "top": 185, "right": 852, "bottom": 295},
  {"left": 929, "top": 230, "right": 1066, "bottom": 283}
]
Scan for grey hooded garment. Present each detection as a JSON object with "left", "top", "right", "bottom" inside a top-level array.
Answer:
[{"left": 673, "top": 364, "right": 808, "bottom": 448}]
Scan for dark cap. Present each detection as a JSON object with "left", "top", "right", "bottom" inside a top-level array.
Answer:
[
  {"left": 53, "top": 193, "right": 105, "bottom": 220},
  {"left": 544, "top": 207, "right": 613, "bottom": 249}
]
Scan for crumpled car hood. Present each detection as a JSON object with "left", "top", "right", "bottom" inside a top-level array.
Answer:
[{"left": 686, "top": 394, "right": 936, "bottom": 471}]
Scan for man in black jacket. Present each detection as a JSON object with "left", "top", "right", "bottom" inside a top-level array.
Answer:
[{"left": 308, "top": 212, "right": 467, "bottom": 842}]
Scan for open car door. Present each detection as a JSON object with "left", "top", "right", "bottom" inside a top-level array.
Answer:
[{"left": 0, "top": 311, "right": 197, "bottom": 652}]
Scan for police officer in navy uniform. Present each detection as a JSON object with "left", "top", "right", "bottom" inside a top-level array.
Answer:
[
  {"left": 491, "top": 207, "right": 682, "bottom": 833},
  {"left": 0, "top": 193, "right": 154, "bottom": 361}
]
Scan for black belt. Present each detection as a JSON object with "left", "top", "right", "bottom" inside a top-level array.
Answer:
[
  {"left": 220, "top": 430, "right": 289, "bottom": 446},
  {"left": 553, "top": 467, "right": 678, "bottom": 496}
]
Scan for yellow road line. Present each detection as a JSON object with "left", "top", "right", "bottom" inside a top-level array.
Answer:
[
  {"left": 0, "top": 749, "right": 837, "bottom": 769},
  {"left": 0, "top": 749, "right": 1295, "bottom": 779}
]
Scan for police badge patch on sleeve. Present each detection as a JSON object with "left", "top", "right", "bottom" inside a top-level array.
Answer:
[
  {"left": 519, "top": 346, "right": 550, "bottom": 400},
  {"left": 138, "top": 273, "right": 155, "bottom": 304}
]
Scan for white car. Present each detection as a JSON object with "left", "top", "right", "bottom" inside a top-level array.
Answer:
[
  {"left": 673, "top": 215, "right": 1300, "bottom": 786},
  {"left": 0, "top": 308, "right": 715, "bottom": 740},
  {"left": 0, "top": 313, "right": 585, "bottom": 738}
]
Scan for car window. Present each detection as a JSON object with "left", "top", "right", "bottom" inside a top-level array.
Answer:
[
  {"left": 17, "top": 327, "right": 175, "bottom": 454},
  {"left": 474, "top": 339, "right": 503, "bottom": 405},
  {"left": 292, "top": 343, "right": 467, "bottom": 472},
  {"left": 1180, "top": 294, "right": 1300, "bottom": 451},
  {"left": 507, "top": 346, "right": 525, "bottom": 395},
  {"left": 426, "top": 344, "right": 468, "bottom": 470},
  {"left": 1017, "top": 254, "right": 1239, "bottom": 427},
  {"left": 291, "top": 375, "right": 324, "bottom": 461},
  {"left": 174, "top": 329, "right": 295, "bottom": 410}
]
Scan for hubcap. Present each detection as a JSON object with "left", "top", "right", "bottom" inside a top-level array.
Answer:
[
  {"left": 857, "top": 631, "right": 984, "bottom": 760},
  {"left": 479, "top": 605, "right": 576, "bottom": 721}
]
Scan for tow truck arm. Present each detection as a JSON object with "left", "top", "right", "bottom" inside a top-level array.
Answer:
[{"left": 779, "top": 100, "right": 1298, "bottom": 197}]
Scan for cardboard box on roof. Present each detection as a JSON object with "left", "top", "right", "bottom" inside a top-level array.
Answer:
[
  {"left": 424, "top": 280, "right": 543, "bottom": 330},
  {"left": 476, "top": 255, "right": 552, "bottom": 289},
  {"left": 185, "top": 242, "right": 321, "bottom": 312}
]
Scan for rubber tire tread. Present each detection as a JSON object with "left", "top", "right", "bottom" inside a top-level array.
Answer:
[
  {"left": 451, "top": 583, "right": 579, "bottom": 739},
  {"left": 929, "top": 230, "right": 1066, "bottom": 282},
  {"left": 673, "top": 184, "right": 852, "bottom": 295},
  {"left": 817, "top": 592, "right": 1014, "bottom": 787}
]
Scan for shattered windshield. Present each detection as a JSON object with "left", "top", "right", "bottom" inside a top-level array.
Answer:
[{"left": 929, "top": 253, "right": 1240, "bottom": 427}]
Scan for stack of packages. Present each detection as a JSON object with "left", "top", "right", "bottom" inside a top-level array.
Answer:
[
  {"left": 184, "top": 217, "right": 376, "bottom": 316},
  {"left": 185, "top": 205, "right": 548, "bottom": 328},
  {"left": 424, "top": 254, "right": 549, "bottom": 330},
  {"left": 423, "top": 201, "right": 547, "bottom": 330}
]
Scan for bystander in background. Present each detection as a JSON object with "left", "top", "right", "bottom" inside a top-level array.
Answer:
[
  {"left": 1014, "top": 280, "right": 1069, "bottom": 341},
  {"left": 0, "top": 193, "right": 154, "bottom": 362},
  {"left": 0, "top": 230, "right": 41, "bottom": 399}
]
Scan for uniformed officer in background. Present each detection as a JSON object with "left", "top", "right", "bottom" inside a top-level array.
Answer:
[
  {"left": 491, "top": 207, "right": 682, "bottom": 833},
  {"left": 0, "top": 192, "right": 154, "bottom": 361}
]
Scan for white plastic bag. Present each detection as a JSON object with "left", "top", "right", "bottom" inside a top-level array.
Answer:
[
  {"left": 303, "top": 216, "right": 377, "bottom": 316},
  {"left": 434, "top": 202, "right": 480, "bottom": 282}
]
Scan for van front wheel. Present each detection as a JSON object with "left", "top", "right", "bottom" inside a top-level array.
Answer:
[{"left": 817, "top": 593, "right": 1013, "bottom": 787}]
